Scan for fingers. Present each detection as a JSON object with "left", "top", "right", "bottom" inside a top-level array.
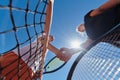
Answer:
[
  {"left": 76, "top": 24, "right": 85, "bottom": 33},
  {"left": 60, "top": 52, "right": 72, "bottom": 62},
  {"left": 56, "top": 49, "right": 73, "bottom": 62},
  {"left": 36, "top": 35, "right": 54, "bottom": 43},
  {"left": 37, "top": 35, "right": 46, "bottom": 43},
  {"left": 48, "top": 35, "right": 54, "bottom": 42}
]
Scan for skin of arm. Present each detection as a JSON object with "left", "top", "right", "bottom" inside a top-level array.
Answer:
[
  {"left": 39, "top": 0, "right": 120, "bottom": 62},
  {"left": 55, "top": 24, "right": 94, "bottom": 59},
  {"left": 90, "top": 0, "right": 120, "bottom": 17},
  {"left": 37, "top": 35, "right": 72, "bottom": 62},
  {"left": 20, "top": 34, "right": 71, "bottom": 62},
  {"left": 58, "top": 38, "right": 93, "bottom": 58},
  {"left": 47, "top": 43, "right": 72, "bottom": 62}
]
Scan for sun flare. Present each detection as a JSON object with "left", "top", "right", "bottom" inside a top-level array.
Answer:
[{"left": 70, "top": 40, "right": 81, "bottom": 48}]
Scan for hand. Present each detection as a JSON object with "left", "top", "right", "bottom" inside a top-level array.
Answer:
[
  {"left": 48, "top": 35, "right": 54, "bottom": 42},
  {"left": 56, "top": 48, "right": 73, "bottom": 62},
  {"left": 37, "top": 35, "right": 54, "bottom": 43}
]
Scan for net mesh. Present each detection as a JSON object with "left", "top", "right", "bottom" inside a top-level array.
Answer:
[
  {"left": 0, "top": 0, "right": 50, "bottom": 79},
  {"left": 67, "top": 24, "right": 120, "bottom": 80}
]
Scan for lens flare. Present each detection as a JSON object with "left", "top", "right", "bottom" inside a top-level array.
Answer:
[{"left": 70, "top": 40, "right": 81, "bottom": 48}]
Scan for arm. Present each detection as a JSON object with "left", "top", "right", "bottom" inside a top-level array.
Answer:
[
  {"left": 47, "top": 43, "right": 60, "bottom": 56},
  {"left": 57, "top": 39, "right": 93, "bottom": 59},
  {"left": 90, "top": 0, "right": 120, "bottom": 17},
  {"left": 47, "top": 43, "right": 72, "bottom": 62}
]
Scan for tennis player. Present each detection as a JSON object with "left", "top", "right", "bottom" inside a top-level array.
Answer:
[{"left": 58, "top": 0, "right": 120, "bottom": 60}]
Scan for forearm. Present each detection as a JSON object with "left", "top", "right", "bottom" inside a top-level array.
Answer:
[
  {"left": 48, "top": 44, "right": 81, "bottom": 56},
  {"left": 70, "top": 48, "right": 82, "bottom": 54},
  {"left": 47, "top": 43, "right": 73, "bottom": 61},
  {"left": 100, "top": 0, "right": 119, "bottom": 9},
  {"left": 47, "top": 43, "right": 61, "bottom": 56},
  {"left": 90, "top": 0, "right": 120, "bottom": 17}
]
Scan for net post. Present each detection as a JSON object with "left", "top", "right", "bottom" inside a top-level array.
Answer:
[{"left": 39, "top": 0, "right": 54, "bottom": 79}]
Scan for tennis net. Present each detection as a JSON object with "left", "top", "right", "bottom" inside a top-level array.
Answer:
[{"left": 0, "top": 0, "right": 53, "bottom": 80}]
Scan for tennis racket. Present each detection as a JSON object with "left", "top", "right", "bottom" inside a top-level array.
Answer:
[
  {"left": 43, "top": 56, "right": 66, "bottom": 74},
  {"left": 67, "top": 23, "right": 120, "bottom": 80}
]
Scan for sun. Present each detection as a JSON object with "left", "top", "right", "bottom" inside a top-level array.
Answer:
[{"left": 70, "top": 40, "right": 81, "bottom": 48}]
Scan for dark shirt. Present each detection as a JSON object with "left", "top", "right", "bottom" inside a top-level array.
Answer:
[{"left": 84, "top": 5, "right": 120, "bottom": 40}]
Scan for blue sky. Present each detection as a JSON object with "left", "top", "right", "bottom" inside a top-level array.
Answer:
[
  {"left": 0, "top": 0, "right": 107, "bottom": 80},
  {"left": 43, "top": 0, "right": 107, "bottom": 80}
]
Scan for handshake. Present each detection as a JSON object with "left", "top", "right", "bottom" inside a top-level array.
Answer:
[{"left": 37, "top": 35, "right": 81, "bottom": 62}]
